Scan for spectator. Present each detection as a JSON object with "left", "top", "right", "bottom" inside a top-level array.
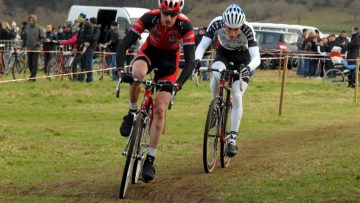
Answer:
[
  {"left": 303, "top": 31, "right": 317, "bottom": 78},
  {"left": 43, "top": 24, "right": 57, "bottom": 74},
  {"left": 335, "top": 31, "right": 349, "bottom": 54},
  {"left": 1, "top": 21, "right": 16, "bottom": 40},
  {"left": 22, "top": 15, "right": 45, "bottom": 81},
  {"left": 296, "top": 28, "right": 307, "bottom": 76},
  {"left": 57, "top": 24, "right": 81, "bottom": 81},
  {"left": 63, "top": 23, "right": 73, "bottom": 40},
  {"left": 102, "top": 21, "right": 119, "bottom": 80},
  {"left": 78, "top": 17, "right": 100, "bottom": 82},
  {"left": 330, "top": 46, "right": 356, "bottom": 70},
  {"left": 326, "top": 34, "right": 338, "bottom": 52},
  {"left": 315, "top": 29, "right": 321, "bottom": 42},
  {"left": 0, "top": 21, "right": 5, "bottom": 40},
  {"left": 195, "top": 26, "right": 211, "bottom": 80},
  {"left": 346, "top": 27, "right": 360, "bottom": 87},
  {"left": 56, "top": 26, "right": 66, "bottom": 40},
  {"left": 20, "top": 21, "right": 27, "bottom": 40}
]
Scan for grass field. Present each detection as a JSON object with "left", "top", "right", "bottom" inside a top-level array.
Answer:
[{"left": 1, "top": 70, "right": 360, "bottom": 202}]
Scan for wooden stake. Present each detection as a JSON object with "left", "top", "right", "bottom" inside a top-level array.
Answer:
[
  {"left": 279, "top": 55, "right": 289, "bottom": 116},
  {"left": 355, "top": 58, "right": 359, "bottom": 103}
]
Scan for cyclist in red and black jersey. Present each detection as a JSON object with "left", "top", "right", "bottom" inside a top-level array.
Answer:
[{"left": 116, "top": 0, "right": 195, "bottom": 182}]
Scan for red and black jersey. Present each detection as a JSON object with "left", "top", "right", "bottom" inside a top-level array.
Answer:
[
  {"left": 117, "top": 9, "right": 196, "bottom": 86},
  {"left": 131, "top": 9, "right": 195, "bottom": 51}
]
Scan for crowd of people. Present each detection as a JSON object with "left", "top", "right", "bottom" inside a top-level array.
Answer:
[
  {"left": 296, "top": 27, "right": 360, "bottom": 87},
  {"left": 0, "top": 14, "right": 122, "bottom": 82}
]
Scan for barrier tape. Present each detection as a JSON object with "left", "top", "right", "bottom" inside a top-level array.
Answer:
[{"left": 0, "top": 65, "right": 128, "bottom": 84}]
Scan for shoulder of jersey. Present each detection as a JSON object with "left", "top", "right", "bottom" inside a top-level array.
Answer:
[
  {"left": 177, "top": 13, "right": 191, "bottom": 22},
  {"left": 242, "top": 21, "right": 255, "bottom": 31},
  {"left": 207, "top": 16, "right": 224, "bottom": 31},
  {"left": 149, "top": 9, "right": 161, "bottom": 15}
]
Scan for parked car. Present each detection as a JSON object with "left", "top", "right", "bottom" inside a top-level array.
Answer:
[
  {"left": 255, "top": 30, "right": 298, "bottom": 69},
  {"left": 250, "top": 22, "right": 324, "bottom": 38}
]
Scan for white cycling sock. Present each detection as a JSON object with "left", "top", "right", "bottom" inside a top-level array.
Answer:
[
  {"left": 231, "top": 80, "right": 248, "bottom": 132},
  {"left": 129, "top": 103, "right": 137, "bottom": 111},
  {"left": 148, "top": 147, "right": 157, "bottom": 157}
]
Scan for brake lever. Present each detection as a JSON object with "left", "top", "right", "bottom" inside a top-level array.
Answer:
[
  {"left": 115, "top": 77, "right": 122, "bottom": 98},
  {"left": 168, "top": 84, "right": 177, "bottom": 110}
]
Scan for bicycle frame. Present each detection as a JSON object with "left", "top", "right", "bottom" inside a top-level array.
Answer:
[{"left": 217, "top": 71, "right": 233, "bottom": 145}]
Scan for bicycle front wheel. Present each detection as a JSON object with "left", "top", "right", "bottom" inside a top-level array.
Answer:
[
  {"left": 119, "top": 113, "right": 141, "bottom": 199},
  {"left": 203, "top": 98, "right": 221, "bottom": 173},
  {"left": 323, "top": 68, "right": 345, "bottom": 87},
  {"left": 220, "top": 102, "right": 232, "bottom": 168},
  {"left": 132, "top": 111, "right": 151, "bottom": 184}
]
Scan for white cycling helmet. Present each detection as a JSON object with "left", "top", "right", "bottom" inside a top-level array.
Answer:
[{"left": 222, "top": 4, "right": 245, "bottom": 29}]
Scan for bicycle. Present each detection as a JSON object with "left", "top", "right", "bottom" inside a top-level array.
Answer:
[
  {"left": 115, "top": 71, "right": 177, "bottom": 199},
  {"left": 7, "top": 46, "right": 27, "bottom": 80},
  {"left": 202, "top": 63, "right": 245, "bottom": 173},
  {"left": 47, "top": 46, "right": 79, "bottom": 81}
]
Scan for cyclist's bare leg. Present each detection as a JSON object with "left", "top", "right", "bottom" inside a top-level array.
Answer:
[
  {"left": 149, "top": 91, "right": 171, "bottom": 148},
  {"left": 129, "top": 60, "right": 148, "bottom": 104},
  {"left": 210, "top": 61, "right": 226, "bottom": 99}
]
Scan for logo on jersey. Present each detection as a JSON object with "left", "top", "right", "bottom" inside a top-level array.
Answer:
[
  {"left": 169, "top": 36, "right": 179, "bottom": 42},
  {"left": 150, "top": 27, "right": 161, "bottom": 35}
]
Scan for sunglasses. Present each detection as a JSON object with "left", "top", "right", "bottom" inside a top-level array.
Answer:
[{"left": 161, "top": 10, "right": 179, "bottom": 17}]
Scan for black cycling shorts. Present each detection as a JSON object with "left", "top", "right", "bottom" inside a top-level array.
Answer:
[
  {"left": 214, "top": 45, "right": 251, "bottom": 82},
  {"left": 133, "top": 43, "right": 180, "bottom": 83}
]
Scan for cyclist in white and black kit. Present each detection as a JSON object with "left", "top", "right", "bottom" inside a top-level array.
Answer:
[{"left": 195, "top": 4, "right": 260, "bottom": 157}]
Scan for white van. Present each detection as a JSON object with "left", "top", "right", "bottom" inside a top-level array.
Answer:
[
  {"left": 67, "top": 5, "right": 150, "bottom": 45},
  {"left": 249, "top": 22, "right": 324, "bottom": 38}
]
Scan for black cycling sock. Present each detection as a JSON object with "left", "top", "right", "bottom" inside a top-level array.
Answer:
[{"left": 146, "top": 155, "right": 155, "bottom": 164}]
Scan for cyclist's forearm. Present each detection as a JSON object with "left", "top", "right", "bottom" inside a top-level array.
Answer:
[
  {"left": 116, "top": 31, "right": 140, "bottom": 68},
  {"left": 177, "top": 44, "right": 195, "bottom": 85},
  {"left": 195, "top": 36, "right": 212, "bottom": 60},
  {"left": 247, "top": 46, "right": 261, "bottom": 72}
]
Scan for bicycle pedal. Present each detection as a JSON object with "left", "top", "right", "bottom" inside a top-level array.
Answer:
[{"left": 140, "top": 176, "right": 150, "bottom": 183}]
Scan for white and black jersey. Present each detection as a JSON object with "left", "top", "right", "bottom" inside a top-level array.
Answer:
[
  {"left": 205, "top": 16, "right": 257, "bottom": 51},
  {"left": 195, "top": 16, "right": 260, "bottom": 71}
]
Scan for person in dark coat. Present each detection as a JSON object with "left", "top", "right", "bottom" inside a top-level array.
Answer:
[
  {"left": 346, "top": 27, "right": 360, "bottom": 87},
  {"left": 336, "top": 31, "right": 349, "bottom": 54},
  {"left": 102, "top": 21, "right": 119, "bottom": 80},
  {"left": 22, "top": 15, "right": 45, "bottom": 81},
  {"left": 43, "top": 24, "right": 57, "bottom": 74}
]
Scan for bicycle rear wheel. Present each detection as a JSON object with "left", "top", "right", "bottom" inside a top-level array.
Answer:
[
  {"left": 119, "top": 114, "right": 141, "bottom": 199},
  {"left": 220, "top": 102, "right": 232, "bottom": 168},
  {"left": 203, "top": 98, "right": 221, "bottom": 173},
  {"left": 323, "top": 68, "right": 345, "bottom": 87}
]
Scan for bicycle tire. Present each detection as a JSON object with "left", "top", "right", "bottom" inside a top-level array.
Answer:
[
  {"left": 323, "top": 68, "right": 345, "bottom": 87},
  {"left": 119, "top": 113, "right": 141, "bottom": 199},
  {"left": 10, "top": 58, "right": 26, "bottom": 80},
  {"left": 203, "top": 98, "right": 221, "bottom": 173},
  {"left": 131, "top": 111, "right": 151, "bottom": 184},
  {"left": 46, "top": 56, "right": 62, "bottom": 81},
  {"left": 220, "top": 101, "right": 231, "bottom": 168}
]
